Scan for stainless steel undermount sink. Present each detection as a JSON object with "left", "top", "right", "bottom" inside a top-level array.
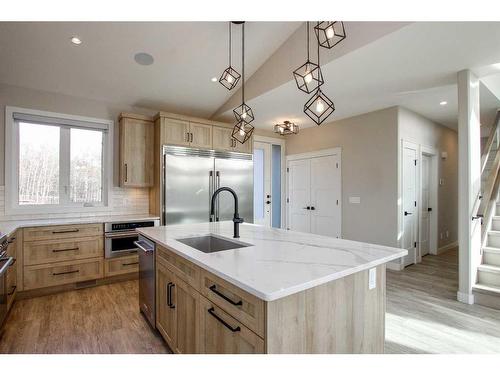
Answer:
[{"left": 176, "top": 235, "right": 250, "bottom": 253}]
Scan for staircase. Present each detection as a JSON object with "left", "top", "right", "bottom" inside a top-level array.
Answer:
[{"left": 473, "top": 111, "right": 500, "bottom": 308}]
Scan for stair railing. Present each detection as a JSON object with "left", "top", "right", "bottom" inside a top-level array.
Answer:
[{"left": 473, "top": 110, "right": 500, "bottom": 245}]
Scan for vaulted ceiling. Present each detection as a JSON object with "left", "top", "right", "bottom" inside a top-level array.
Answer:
[{"left": 1, "top": 21, "right": 500, "bottom": 131}]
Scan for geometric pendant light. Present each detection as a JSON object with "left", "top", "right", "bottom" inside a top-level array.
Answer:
[
  {"left": 304, "top": 22, "right": 335, "bottom": 126},
  {"left": 232, "top": 22, "right": 255, "bottom": 144},
  {"left": 293, "top": 21, "right": 324, "bottom": 94},
  {"left": 314, "top": 21, "right": 346, "bottom": 49},
  {"left": 219, "top": 22, "right": 241, "bottom": 90}
]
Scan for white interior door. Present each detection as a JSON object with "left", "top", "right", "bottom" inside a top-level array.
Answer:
[
  {"left": 402, "top": 145, "right": 418, "bottom": 267},
  {"left": 310, "top": 155, "right": 341, "bottom": 238},
  {"left": 253, "top": 141, "right": 272, "bottom": 226},
  {"left": 288, "top": 159, "right": 311, "bottom": 233},
  {"left": 420, "top": 154, "right": 432, "bottom": 257}
]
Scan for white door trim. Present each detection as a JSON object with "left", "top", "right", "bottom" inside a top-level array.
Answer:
[
  {"left": 420, "top": 145, "right": 439, "bottom": 258},
  {"left": 401, "top": 140, "right": 419, "bottom": 267},
  {"left": 253, "top": 135, "right": 286, "bottom": 228},
  {"left": 286, "top": 147, "right": 342, "bottom": 236}
]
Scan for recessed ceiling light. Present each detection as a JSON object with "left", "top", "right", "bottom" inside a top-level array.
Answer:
[
  {"left": 440, "top": 101, "right": 448, "bottom": 106},
  {"left": 211, "top": 77, "right": 218, "bottom": 82},
  {"left": 134, "top": 52, "right": 154, "bottom": 66},
  {"left": 70, "top": 36, "right": 82, "bottom": 45}
]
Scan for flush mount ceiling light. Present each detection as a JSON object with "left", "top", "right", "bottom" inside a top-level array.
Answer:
[
  {"left": 134, "top": 52, "right": 154, "bottom": 66},
  {"left": 274, "top": 121, "right": 299, "bottom": 136},
  {"left": 293, "top": 22, "right": 324, "bottom": 94},
  {"left": 232, "top": 22, "right": 255, "bottom": 145},
  {"left": 70, "top": 36, "right": 82, "bottom": 45},
  {"left": 219, "top": 22, "right": 241, "bottom": 90},
  {"left": 440, "top": 101, "right": 448, "bottom": 106},
  {"left": 314, "top": 21, "right": 346, "bottom": 49}
]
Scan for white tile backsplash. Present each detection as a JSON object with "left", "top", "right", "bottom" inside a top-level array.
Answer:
[{"left": 0, "top": 185, "right": 150, "bottom": 221}]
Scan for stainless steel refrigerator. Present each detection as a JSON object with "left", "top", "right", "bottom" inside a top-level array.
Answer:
[{"left": 162, "top": 145, "right": 253, "bottom": 225}]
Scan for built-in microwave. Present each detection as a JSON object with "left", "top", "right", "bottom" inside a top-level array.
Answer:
[{"left": 104, "top": 220, "right": 159, "bottom": 258}]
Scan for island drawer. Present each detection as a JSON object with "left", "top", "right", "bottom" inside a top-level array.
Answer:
[
  {"left": 24, "top": 237, "right": 104, "bottom": 266},
  {"left": 24, "top": 223, "right": 103, "bottom": 242},
  {"left": 104, "top": 254, "right": 139, "bottom": 277},
  {"left": 157, "top": 245, "right": 200, "bottom": 289},
  {"left": 199, "top": 295, "right": 264, "bottom": 354},
  {"left": 24, "top": 258, "right": 103, "bottom": 290},
  {"left": 200, "top": 269, "right": 265, "bottom": 338}
]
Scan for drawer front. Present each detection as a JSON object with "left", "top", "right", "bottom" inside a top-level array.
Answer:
[
  {"left": 24, "top": 237, "right": 103, "bottom": 265},
  {"left": 200, "top": 270, "right": 264, "bottom": 337},
  {"left": 104, "top": 254, "right": 139, "bottom": 277},
  {"left": 157, "top": 246, "right": 200, "bottom": 289},
  {"left": 199, "top": 296, "right": 264, "bottom": 354},
  {"left": 24, "top": 258, "right": 103, "bottom": 290},
  {"left": 24, "top": 224, "right": 103, "bottom": 242}
]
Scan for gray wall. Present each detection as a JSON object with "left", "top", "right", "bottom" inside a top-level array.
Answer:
[{"left": 286, "top": 107, "right": 400, "bottom": 247}]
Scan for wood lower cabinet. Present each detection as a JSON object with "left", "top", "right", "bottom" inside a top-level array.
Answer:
[
  {"left": 104, "top": 254, "right": 139, "bottom": 277},
  {"left": 174, "top": 277, "right": 200, "bottom": 354},
  {"left": 6, "top": 232, "right": 18, "bottom": 310},
  {"left": 199, "top": 296, "right": 264, "bottom": 354},
  {"left": 119, "top": 113, "right": 154, "bottom": 187},
  {"left": 24, "top": 237, "right": 103, "bottom": 265},
  {"left": 156, "top": 260, "right": 177, "bottom": 350}
]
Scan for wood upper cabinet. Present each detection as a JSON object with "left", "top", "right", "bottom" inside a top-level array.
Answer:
[
  {"left": 156, "top": 260, "right": 177, "bottom": 350},
  {"left": 189, "top": 122, "right": 212, "bottom": 149},
  {"left": 199, "top": 296, "right": 264, "bottom": 354},
  {"left": 212, "top": 125, "right": 252, "bottom": 153},
  {"left": 162, "top": 118, "right": 190, "bottom": 146},
  {"left": 119, "top": 113, "right": 154, "bottom": 187}
]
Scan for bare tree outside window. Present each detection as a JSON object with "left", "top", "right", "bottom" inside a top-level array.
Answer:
[{"left": 19, "top": 122, "right": 60, "bottom": 205}]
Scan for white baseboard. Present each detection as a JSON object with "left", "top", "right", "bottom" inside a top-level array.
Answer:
[
  {"left": 437, "top": 241, "right": 458, "bottom": 255},
  {"left": 387, "top": 260, "right": 403, "bottom": 271},
  {"left": 457, "top": 291, "right": 475, "bottom": 304}
]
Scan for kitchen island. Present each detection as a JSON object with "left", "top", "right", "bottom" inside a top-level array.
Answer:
[{"left": 138, "top": 222, "right": 406, "bottom": 354}]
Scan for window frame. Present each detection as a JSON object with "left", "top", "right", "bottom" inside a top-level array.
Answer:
[{"left": 5, "top": 106, "right": 114, "bottom": 215}]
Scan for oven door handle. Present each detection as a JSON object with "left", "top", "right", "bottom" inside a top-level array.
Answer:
[
  {"left": 104, "top": 231, "right": 137, "bottom": 239},
  {"left": 0, "top": 257, "right": 13, "bottom": 276},
  {"left": 134, "top": 241, "right": 154, "bottom": 253}
]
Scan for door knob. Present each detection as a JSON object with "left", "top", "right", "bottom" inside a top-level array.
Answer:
[
  {"left": 310, "top": 206, "right": 315, "bottom": 210},
  {"left": 303, "top": 206, "right": 311, "bottom": 210},
  {"left": 266, "top": 201, "right": 271, "bottom": 204},
  {"left": 427, "top": 207, "right": 432, "bottom": 212},
  {"left": 404, "top": 211, "right": 412, "bottom": 216}
]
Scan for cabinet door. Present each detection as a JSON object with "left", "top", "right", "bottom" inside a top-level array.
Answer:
[
  {"left": 212, "top": 126, "right": 234, "bottom": 152},
  {"left": 175, "top": 277, "right": 200, "bottom": 354},
  {"left": 190, "top": 122, "right": 212, "bottom": 149},
  {"left": 120, "top": 118, "right": 153, "bottom": 187},
  {"left": 162, "top": 118, "right": 190, "bottom": 146},
  {"left": 156, "top": 261, "right": 177, "bottom": 350},
  {"left": 6, "top": 234, "right": 17, "bottom": 310},
  {"left": 199, "top": 296, "right": 264, "bottom": 354}
]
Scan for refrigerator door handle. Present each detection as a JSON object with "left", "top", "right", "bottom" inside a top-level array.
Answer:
[
  {"left": 216, "top": 171, "right": 221, "bottom": 221},
  {"left": 209, "top": 170, "right": 214, "bottom": 222}
]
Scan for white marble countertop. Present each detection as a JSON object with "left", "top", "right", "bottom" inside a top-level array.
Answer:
[
  {"left": 138, "top": 222, "right": 407, "bottom": 302},
  {"left": 0, "top": 214, "right": 160, "bottom": 237}
]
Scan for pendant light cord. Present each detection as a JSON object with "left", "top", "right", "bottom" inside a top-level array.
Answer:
[
  {"left": 229, "top": 22, "right": 232, "bottom": 66},
  {"left": 317, "top": 21, "right": 320, "bottom": 90},
  {"left": 242, "top": 22, "right": 245, "bottom": 104},
  {"left": 306, "top": 21, "right": 310, "bottom": 61}
]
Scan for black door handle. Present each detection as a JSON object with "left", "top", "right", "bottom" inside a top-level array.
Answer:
[
  {"left": 404, "top": 211, "right": 412, "bottom": 216},
  {"left": 303, "top": 206, "right": 311, "bottom": 210},
  {"left": 427, "top": 207, "right": 432, "bottom": 212},
  {"left": 266, "top": 201, "right": 271, "bottom": 204},
  {"left": 310, "top": 206, "right": 315, "bottom": 210}
]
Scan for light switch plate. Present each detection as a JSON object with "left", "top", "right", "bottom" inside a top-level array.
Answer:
[
  {"left": 349, "top": 196, "right": 361, "bottom": 204},
  {"left": 369, "top": 268, "right": 376, "bottom": 290}
]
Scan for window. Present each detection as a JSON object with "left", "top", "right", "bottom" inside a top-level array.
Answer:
[{"left": 5, "top": 107, "right": 113, "bottom": 214}]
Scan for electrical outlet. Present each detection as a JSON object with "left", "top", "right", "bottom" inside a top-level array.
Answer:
[{"left": 369, "top": 268, "right": 377, "bottom": 290}]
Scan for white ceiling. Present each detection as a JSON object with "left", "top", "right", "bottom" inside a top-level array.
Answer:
[
  {"left": 217, "top": 22, "right": 500, "bottom": 130},
  {"left": 1, "top": 22, "right": 500, "bottom": 130},
  {"left": 0, "top": 22, "right": 300, "bottom": 118}
]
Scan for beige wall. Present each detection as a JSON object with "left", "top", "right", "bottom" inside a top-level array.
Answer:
[
  {"left": 398, "top": 107, "right": 458, "bottom": 249},
  {"left": 286, "top": 107, "right": 400, "bottom": 247}
]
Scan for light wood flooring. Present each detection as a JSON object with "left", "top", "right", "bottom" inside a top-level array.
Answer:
[
  {"left": 386, "top": 248, "right": 500, "bottom": 353},
  {"left": 1, "top": 248, "right": 500, "bottom": 354},
  {"left": 0, "top": 280, "right": 170, "bottom": 354}
]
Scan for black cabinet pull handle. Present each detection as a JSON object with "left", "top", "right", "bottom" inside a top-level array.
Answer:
[
  {"left": 404, "top": 211, "right": 412, "bottom": 216},
  {"left": 52, "top": 229, "right": 79, "bottom": 234},
  {"left": 310, "top": 206, "right": 315, "bottom": 210},
  {"left": 303, "top": 206, "right": 311, "bottom": 210},
  {"left": 8, "top": 285, "right": 17, "bottom": 296},
  {"left": 167, "top": 282, "right": 176, "bottom": 308},
  {"left": 52, "top": 247, "right": 79, "bottom": 253},
  {"left": 207, "top": 307, "right": 241, "bottom": 332},
  {"left": 7, "top": 237, "right": 16, "bottom": 244},
  {"left": 266, "top": 201, "right": 271, "bottom": 204},
  {"left": 122, "top": 261, "right": 139, "bottom": 266},
  {"left": 209, "top": 285, "right": 242, "bottom": 306},
  {"left": 53, "top": 269, "right": 79, "bottom": 276}
]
